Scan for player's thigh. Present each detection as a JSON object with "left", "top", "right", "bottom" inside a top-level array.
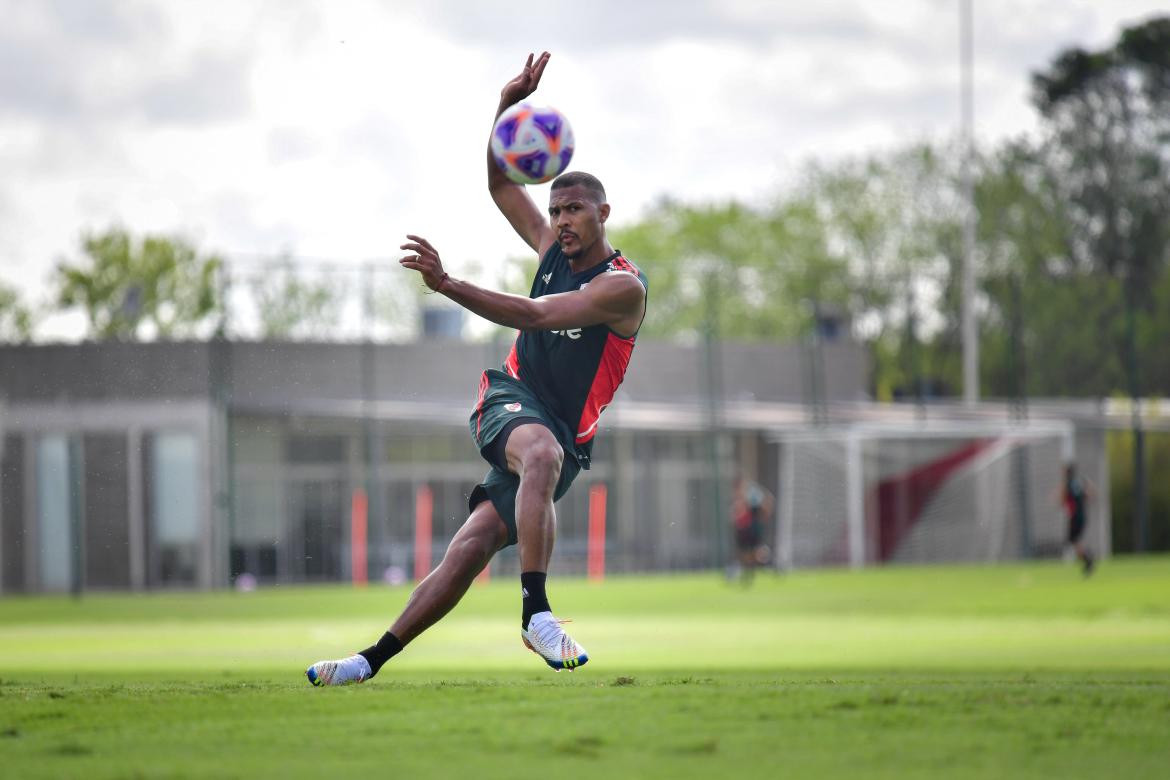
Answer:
[{"left": 451, "top": 496, "right": 511, "bottom": 558}]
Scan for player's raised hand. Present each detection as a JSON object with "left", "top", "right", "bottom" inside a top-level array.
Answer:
[
  {"left": 399, "top": 234, "right": 449, "bottom": 292},
  {"left": 500, "top": 51, "right": 550, "bottom": 108}
]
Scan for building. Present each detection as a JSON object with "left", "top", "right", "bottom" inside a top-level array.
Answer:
[{"left": 1, "top": 337, "right": 869, "bottom": 592}]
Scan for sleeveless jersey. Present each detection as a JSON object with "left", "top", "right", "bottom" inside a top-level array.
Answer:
[{"left": 501, "top": 243, "right": 648, "bottom": 469}]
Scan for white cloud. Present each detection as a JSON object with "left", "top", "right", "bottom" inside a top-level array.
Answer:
[{"left": 0, "top": 0, "right": 1166, "bottom": 340}]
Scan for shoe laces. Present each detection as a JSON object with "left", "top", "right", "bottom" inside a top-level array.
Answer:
[{"left": 532, "top": 616, "right": 574, "bottom": 649}]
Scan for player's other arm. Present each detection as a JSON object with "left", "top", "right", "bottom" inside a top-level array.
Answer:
[
  {"left": 399, "top": 235, "right": 645, "bottom": 334},
  {"left": 488, "top": 52, "right": 557, "bottom": 257}
]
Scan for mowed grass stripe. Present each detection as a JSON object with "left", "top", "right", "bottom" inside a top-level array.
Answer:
[
  {"left": 0, "top": 557, "right": 1168, "bottom": 672},
  {"left": 1, "top": 556, "right": 1168, "bottom": 624},
  {"left": 2, "top": 614, "right": 1169, "bottom": 671}
]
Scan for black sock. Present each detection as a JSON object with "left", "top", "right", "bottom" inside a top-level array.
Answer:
[
  {"left": 358, "top": 631, "right": 404, "bottom": 677},
  {"left": 521, "top": 571, "right": 551, "bottom": 629}
]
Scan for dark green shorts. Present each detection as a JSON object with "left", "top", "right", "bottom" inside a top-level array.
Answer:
[{"left": 468, "top": 369, "right": 581, "bottom": 547}]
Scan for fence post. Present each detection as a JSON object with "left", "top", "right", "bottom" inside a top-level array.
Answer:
[
  {"left": 350, "top": 488, "right": 368, "bottom": 587},
  {"left": 414, "top": 484, "right": 433, "bottom": 582},
  {"left": 846, "top": 432, "right": 865, "bottom": 568},
  {"left": 587, "top": 483, "right": 607, "bottom": 582}
]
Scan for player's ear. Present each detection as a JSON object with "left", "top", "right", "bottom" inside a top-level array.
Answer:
[{"left": 598, "top": 203, "right": 610, "bottom": 223}]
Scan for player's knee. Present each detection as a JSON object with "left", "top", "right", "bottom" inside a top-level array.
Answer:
[
  {"left": 520, "top": 439, "right": 563, "bottom": 487},
  {"left": 449, "top": 534, "right": 492, "bottom": 569},
  {"left": 458, "top": 536, "right": 488, "bottom": 563}
]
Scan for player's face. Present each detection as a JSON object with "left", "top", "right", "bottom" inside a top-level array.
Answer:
[{"left": 548, "top": 185, "right": 608, "bottom": 259}]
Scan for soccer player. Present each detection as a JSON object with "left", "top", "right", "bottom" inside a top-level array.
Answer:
[
  {"left": 729, "top": 476, "right": 774, "bottom": 586},
  {"left": 1061, "top": 463, "right": 1096, "bottom": 576},
  {"left": 307, "top": 52, "right": 648, "bottom": 685}
]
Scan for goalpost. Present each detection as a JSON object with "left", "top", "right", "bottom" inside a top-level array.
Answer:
[{"left": 774, "top": 419, "right": 1076, "bottom": 569}]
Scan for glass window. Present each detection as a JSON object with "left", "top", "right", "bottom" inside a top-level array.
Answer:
[
  {"left": 150, "top": 432, "right": 200, "bottom": 585},
  {"left": 36, "top": 435, "right": 72, "bottom": 591}
]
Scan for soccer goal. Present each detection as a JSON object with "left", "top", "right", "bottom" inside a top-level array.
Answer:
[{"left": 774, "top": 419, "right": 1075, "bottom": 568}]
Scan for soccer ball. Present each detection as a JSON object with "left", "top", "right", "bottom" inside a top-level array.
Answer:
[{"left": 491, "top": 103, "right": 575, "bottom": 185}]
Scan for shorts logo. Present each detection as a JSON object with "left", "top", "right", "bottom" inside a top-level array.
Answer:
[
  {"left": 542, "top": 272, "right": 553, "bottom": 284},
  {"left": 504, "top": 402, "right": 523, "bottom": 413}
]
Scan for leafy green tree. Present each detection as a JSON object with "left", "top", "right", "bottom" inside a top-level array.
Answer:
[
  {"left": 801, "top": 144, "right": 965, "bottom": 400},
  {"left": 609, "top": 197, "right": 846, "bottom": 343},
  {"left": 1030, "top": 16, "right": 1170, "bottom": 395},
  {"left": 974, "top": 140, "right": 1114, "bottom": 398},
  {"left": 250, "top": 259, "right": 347, "bottom": 340},
  {"left": 53, "top": 228, "right": 222, "bottom": 340},
  {"left": 1032, "top": 17, "right": 1170, "bottom": 300},
  {"left": 0, "top": 281, "right": 35, "bottom": 342}
]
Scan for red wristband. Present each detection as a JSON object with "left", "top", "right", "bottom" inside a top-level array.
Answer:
[{"left": 435, "top": 272, "right": 450, "bottom": 292}]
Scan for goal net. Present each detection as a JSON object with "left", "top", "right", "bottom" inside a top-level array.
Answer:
[{"left": 775, "top": 420, "right": 1074, "bottom": 568}]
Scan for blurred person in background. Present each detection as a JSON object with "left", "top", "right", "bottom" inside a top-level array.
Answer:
[
  {"left": 729, "top": 476, "right": 774, "bottom": 586},
  {"left": 1059, "top": 463, "right": 1096, "bottom": 577}
]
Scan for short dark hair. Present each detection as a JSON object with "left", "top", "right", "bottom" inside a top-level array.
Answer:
[{"left": 551, "top": 171, "right": 606, "bottom": 203}]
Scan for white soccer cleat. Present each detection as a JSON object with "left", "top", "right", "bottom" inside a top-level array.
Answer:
[
  {"left": 521, "top": 611, "right": 589, "bottom": 671},
  {"left": 306, "top": 654, "right": 372, "bottom": 686}
]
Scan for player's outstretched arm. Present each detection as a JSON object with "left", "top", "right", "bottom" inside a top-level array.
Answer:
[
  {"left": 488, "top": 52, "right": 557, "bottom": 257},
  {"left": 400, "top": 235, "right": 645, "bottom": 335}
]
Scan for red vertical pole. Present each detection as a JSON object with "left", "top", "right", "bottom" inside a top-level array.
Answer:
[
  {"left": 587, "top": 482, "right": 607, "bottom": 582},
  {"left": 414, "top": 484, "right": 433, "bottom": 582},
  {"left": 350, "top": 489, "right": 368, "bottom": 587}
]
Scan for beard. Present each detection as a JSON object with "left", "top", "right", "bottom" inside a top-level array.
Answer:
[{"left": 560, "top": 233, "right": 589, "bottom": 259}]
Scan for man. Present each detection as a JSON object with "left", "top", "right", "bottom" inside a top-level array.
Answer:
[
  {"left": 729, "top": 476, "right": 774, "bottom": 586},
  {"left": 307, "top": 52, "right": 647, "bottom": 685},
  {"left": 1061, "top": 463, "right": 1096, "bottom": 577}
]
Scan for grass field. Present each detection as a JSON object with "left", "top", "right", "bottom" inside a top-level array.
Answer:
[{"left": 2, "top": 557, "right": 1169, "bottom": 779}]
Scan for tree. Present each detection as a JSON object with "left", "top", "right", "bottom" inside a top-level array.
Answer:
[
  {"left": 1032, "top": 16, "right": 1170, "bottom": 550},
  {"left": 0, "top": 281, "right": 35, "bottom": 342},
  {"left": 249, "top": 259, "right": 347, "bottom": 340},
  {"left": 53, "top": 228, "right": 222, "bottom": 340},
  {"left": 1032, "top": 18, "right": 1170, "bottom": 295},
  {"left": 975, "top": 140, "right": 1111, "bottom": 398},
  {"left": 801, "top": 144, "right": 966, "bottom": 400},
  {"left": 609, "top": 196, "right": 847, "bottom": 343}
]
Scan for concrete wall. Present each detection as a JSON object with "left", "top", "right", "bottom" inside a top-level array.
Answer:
[
  {"left": 0, "top": 338, "right": 871, "bottom": 408},
  {"left": 0, "top": 342, "right": 214, "bottom": 402}
]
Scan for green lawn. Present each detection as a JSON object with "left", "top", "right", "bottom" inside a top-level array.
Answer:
[{"left": 2, "top": 557, "right": 1169, "bottom": 778}]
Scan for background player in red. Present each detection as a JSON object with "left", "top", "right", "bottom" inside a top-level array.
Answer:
[
  {"left": 730, "top": 476, "right": 774, "bottom": 586},
  {"left": 307, "top": 52, "right": 647, "bottom": 685}
]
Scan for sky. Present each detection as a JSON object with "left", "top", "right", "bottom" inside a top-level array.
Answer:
[{"left": 2, "top": 0, "right": 1167, "bottom": 339}]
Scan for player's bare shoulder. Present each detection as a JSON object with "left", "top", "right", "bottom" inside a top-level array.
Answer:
[
  {"left": 586, "top": 260, "right": 645, "bottom": 337},
  {"left": 591, "top": 265, "right": 645, "bottom": 306},
  {"left": 605, "top": 256, "right": 646, "bottom": 300}
]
